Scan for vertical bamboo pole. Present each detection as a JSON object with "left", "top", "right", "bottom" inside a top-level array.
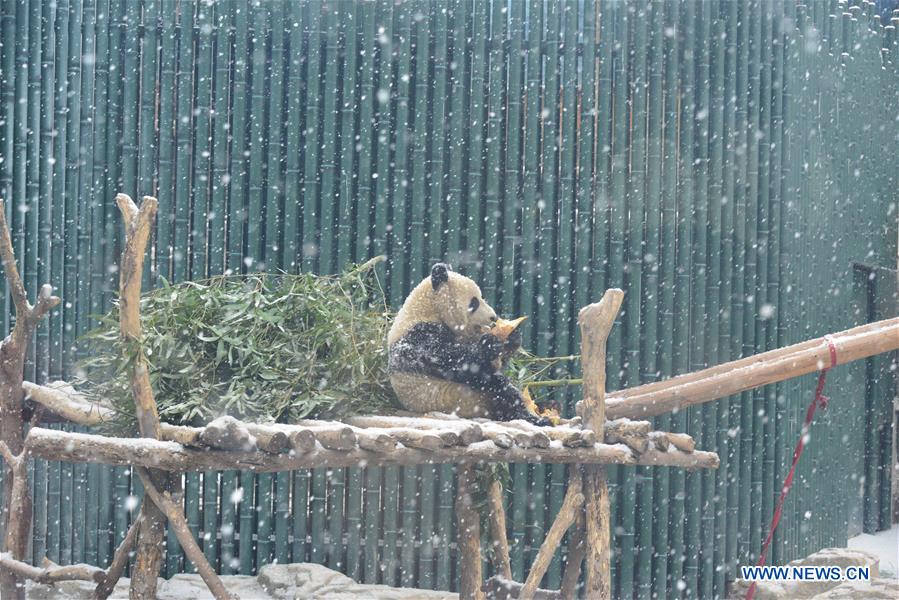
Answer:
[
  {"left": 580, "top": 288, "right": 624, "bottom": 600},
  {"left": 652, "top": 2, "right": 677, "bottom": 594}
]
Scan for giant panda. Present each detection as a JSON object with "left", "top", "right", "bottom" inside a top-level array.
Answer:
[{"left": 387, "top": 263, "right": 550, "bottom": 426}]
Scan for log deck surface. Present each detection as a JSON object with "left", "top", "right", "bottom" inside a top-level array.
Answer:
[{"left": 22, "top": 422, "right": 719, "bottom": 472}]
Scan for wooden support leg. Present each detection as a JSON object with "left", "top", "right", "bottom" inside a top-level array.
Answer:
[
  {"left": 487, "top": 479, "right": 512, "bottom": 580},
  {"left": 578, "top": 290, "right": 623, "bottom": 600},
  {"left": 94, "top": 506, "right": 143, "bottom": 600},
  {"left": 519, "top": 475, "right": 584, "bottom": 600},
  {"left": 456, "top": 464, "right": 484, "bottom": 600},
  {"left": 0, "top": 443, "right": 31, "bottom": 600},
  {"left": 559, "top": 474, "right": 587, "bottom": 598},
  {"left": 135, "top": 468, "right": 236, "bottom": 600},
  {"left": 583, "top": 465, "right": 611, "bottom": 599},
  {"left": 0, "top": 199, "right": 59, "bottom": 600}
]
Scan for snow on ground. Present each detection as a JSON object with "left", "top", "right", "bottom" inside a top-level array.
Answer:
[
  {"left": 848, "top": 524, "right": 899, "bottom": 577},
  {"left": 26, "top": 562, "right": 458, "bottom": 600}
]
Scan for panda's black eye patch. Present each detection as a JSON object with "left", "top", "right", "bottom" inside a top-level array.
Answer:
[{"left": 468, "top": 298, "right": 480, "bottom": 313}]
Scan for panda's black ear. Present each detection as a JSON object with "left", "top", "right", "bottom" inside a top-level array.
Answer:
[{"left": 430, "top": 263, "right": 451, "bottom": 291}]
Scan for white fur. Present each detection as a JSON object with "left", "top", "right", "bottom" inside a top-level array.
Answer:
[{"left": 387, "top": 270, "right": 496, "bottom": 345}]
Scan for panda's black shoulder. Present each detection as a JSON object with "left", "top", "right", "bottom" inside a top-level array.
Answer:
[{"left": 394, "top": 322, "right": 454, "bottom": 347}]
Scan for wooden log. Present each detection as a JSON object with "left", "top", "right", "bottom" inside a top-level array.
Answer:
[
  {"left": 198, "top": 416, "right": 257, "bottom": 451},
  {"left": 485, "top": 421, "right": 551, "bottom": 449},
  {"left": 135, "top": 468, "right": 236, "bottom": 600},
  {"left": 0, "top": 553, "right": 106, "bottom": 584},
  {"left": 345, "top": 427, "right": 397, "bottom": 453},
  {"left": 22, "top": 427, "right": 720, "bottom": 471},
  {"left": 665, "top": 432, "right": 696, "bottom": 453},
  {"left": 559, "top": 490, "right": 586, "bottom": 598},
  {"left": 481, "top": 576, "right": 561, "bottom": 600},
  {"left": 22, "top": 381, "right": 114, "bottom": 425},
  {"left": 346, "top": 415, "right": 485, "bottom": 444},
  {"left": 475, "top": 422, "right": 518, "bottom": 449},
  {"left": 0, "top": 199, "right": 59, "bottom": 600},
  {"left": 602, "top": 419, "right": 656, "bottom": 454},
  {"left": 487, "top": 480, "right": 512, "bottom": 580},
  {"left": 648, "top": 431, "right": 671, "bottom": 452},
  {"left": 457, "top": 464, "right": 484, "bottom": 600},
  {"left": 578, "top": 289, "right": 623, "bottom": 600},
  {"left": 243, "top": 424, "right": 290, "bottom": 454},
  {"left": 94, "top": 507, "right": 142, "bottom": 600},
  {"left": 606, "top": 316, "right": 899, "bottom": 420},
  {"left": 287, "top": 429, "right": 316, "bottom": 453},
  {"left": 519, "top": 476, "right": 584, "bottom": 600},
  {"left": 115, "top": 194, "right": 168, "bottom": 600},
  {"left": 384, "top": 427, "right": 449, "bottom": 450},
  {"left": 0, "top": 442, "right": 31, "bottom": 598},
  {"left": 295, "top": 422, "right": 358, "bottom": 451}
]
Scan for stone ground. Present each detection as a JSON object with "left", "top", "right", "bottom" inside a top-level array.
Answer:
[
  {"left": 727, "top": 547, "right": 899, "bottom": 599},
  {"left": 26, "top": 562, "right": 458, "bottom": 600},
  {"left": 848, "top": 523, "right": 898, "bottom": 577}
]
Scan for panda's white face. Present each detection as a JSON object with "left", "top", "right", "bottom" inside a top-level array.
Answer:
[{"left": 433, "top": 270, "right": 498, "bottom": 339}]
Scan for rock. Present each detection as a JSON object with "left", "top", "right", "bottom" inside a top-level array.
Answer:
[
  {"left": 814, "top": 577, "right": 899, "bottom": 599},
  {"left": 727, "top": 547, "right": 881, "bottom": 600}
]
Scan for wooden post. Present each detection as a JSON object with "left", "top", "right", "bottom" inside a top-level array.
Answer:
[
  {"left": 0, "top": 199, "right": 60, "bottom": 600},
  {"left": 115, "top": 194, "right": 169, "bottom": 600},
  {"left": 487, "top": 480, "right": 512, "bottom": 580},
  {"left": 456, "top": 464, "right": 484, "bottom": 600},
  {"left": 578, "top": 289, "right": 624, "bottom": 600}
]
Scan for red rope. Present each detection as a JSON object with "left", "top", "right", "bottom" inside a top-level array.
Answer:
[{"left": 745, "top": 335, "right": 838, "bottom": 600}]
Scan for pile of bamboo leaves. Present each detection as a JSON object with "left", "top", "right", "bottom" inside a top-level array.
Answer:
[{"left": 78, "top": 257, "right": 578, "bottom": 435}]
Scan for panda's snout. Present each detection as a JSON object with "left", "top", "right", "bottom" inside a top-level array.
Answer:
[{"left": 489, "top": 313, "right": 498, "bottom": 324}]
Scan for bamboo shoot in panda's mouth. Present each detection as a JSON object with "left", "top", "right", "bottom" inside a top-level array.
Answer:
[{"left": 489, "top": 316, "right": 528, "bottom": 341}]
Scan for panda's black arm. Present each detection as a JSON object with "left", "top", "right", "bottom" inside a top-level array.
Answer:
[
  {"left": 389, "top": 323, "right": 549, "bottom": 426},
  {"left": 388, "top": 322, "right": 502, "bottom": 385}
]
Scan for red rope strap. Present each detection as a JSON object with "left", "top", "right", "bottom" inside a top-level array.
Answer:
[{"left": 745, "top": 335, "right": 838, "bottom": 600}]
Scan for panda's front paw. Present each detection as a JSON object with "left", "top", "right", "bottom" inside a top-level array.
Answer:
[
  {"left": 502, "top": 329, "right": 522, "bottom": 355},
  {"left": 478, "top": 332, "right": 504, "bottom": 361}
]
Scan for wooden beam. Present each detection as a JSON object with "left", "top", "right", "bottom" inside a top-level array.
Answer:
[
  {"left": 0, "top": 553, "right": 105, "bottom": 585},
  {"left": 606, "top": 316, "right": 899, "bottom": 420},
  {"left": 578, "top": 289, "right": 623, "bottom": 600},
  {"left": 21, "top": 427, "right": 720, "bottom": 471}
]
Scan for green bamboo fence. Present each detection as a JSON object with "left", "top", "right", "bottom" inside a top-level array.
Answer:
[{"left": 0, "top": 1, "right": 896, "bottom": 598}]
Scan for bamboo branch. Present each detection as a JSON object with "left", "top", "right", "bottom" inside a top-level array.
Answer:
[
  {"left": 520, "top": 476, "right": 584, "bottom": 600},
  {"left": 134, "top": 468, "right": 236, "bottom": 600}
]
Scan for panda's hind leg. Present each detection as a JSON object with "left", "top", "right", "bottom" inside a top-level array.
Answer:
[{"left": 487, "top": 377, "right": 551, "bottom": 426}]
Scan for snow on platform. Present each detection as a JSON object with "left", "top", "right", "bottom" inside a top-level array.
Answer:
[{"left": 26, "top": 562, "right": 457, "bottom": 600}]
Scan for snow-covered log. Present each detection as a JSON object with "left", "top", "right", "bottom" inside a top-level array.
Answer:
[{"left": 21, "top": 427, "right": 719, "bottom": 471}]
